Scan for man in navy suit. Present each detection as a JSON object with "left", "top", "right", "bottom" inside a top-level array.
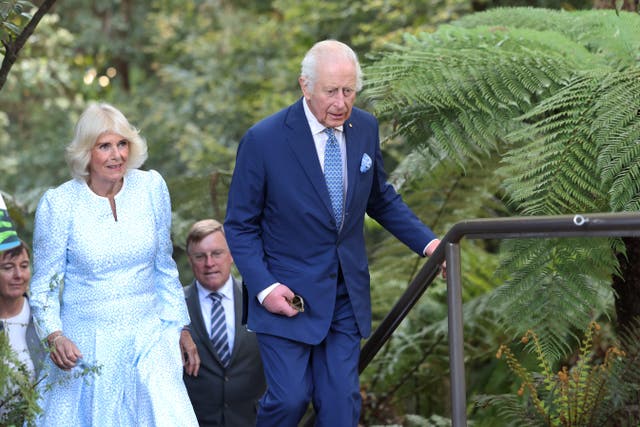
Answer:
[{"left": 225, "top": 40, "right": 441, "bottom": 427}]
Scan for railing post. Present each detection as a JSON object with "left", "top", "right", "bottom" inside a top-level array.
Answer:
[{"left": 446, "top": 242, "right": 467, "bottom": 426}]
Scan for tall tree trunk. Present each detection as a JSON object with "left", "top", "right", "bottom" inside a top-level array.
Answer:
[
  {"left": 115, "top": 0, "right": 132, "bottom": 91},
  {"left": 593, "top": 0, "right": 638, "bottom": 10},
  {"left": 96, "top": 0, "right": 132, "bottom": 92},
  {"left": 612, "top": 237, "right": 640, "bottom": 333}
]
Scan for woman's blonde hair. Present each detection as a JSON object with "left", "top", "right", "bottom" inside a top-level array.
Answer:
[{"left": 65, "top": 102, "right": 148, "bottom": 180}]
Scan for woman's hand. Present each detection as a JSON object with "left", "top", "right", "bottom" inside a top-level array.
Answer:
[{"left": 47, "top": 332, "right": 83, "bottom": 371}]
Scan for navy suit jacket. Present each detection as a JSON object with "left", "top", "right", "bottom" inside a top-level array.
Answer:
[{"left": 225, "top": 98, "right": 436, "bottom": 344}]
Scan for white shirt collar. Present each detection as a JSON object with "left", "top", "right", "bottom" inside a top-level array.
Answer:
[
  {"left": 195, "top": 275, "right": 234, "bottom": 302},
  {"left": 302, "top": 97, "right": 344, "bottom": 136}
]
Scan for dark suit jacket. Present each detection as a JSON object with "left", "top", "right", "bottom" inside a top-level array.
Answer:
[
  {"left": 225, "top": 97, "right": 436, "bottom": 344},
  {"left": 183, "top": 278, "right": 266, "bottom": 427}
]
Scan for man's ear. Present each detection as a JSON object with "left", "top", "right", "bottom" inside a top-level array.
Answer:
[{"left": 299, "top": 77, "right": 311, "bottom": 100}]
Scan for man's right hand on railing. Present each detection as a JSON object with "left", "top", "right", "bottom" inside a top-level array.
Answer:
[{"left": 425, "top": 238, "right": 446, "bottom": 279}]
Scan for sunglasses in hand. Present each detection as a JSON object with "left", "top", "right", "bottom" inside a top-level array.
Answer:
[{"left": 288, "top": 295, "right": 305, "bottom": 312}]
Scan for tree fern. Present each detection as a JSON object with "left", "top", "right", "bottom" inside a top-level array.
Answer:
[
  {"left": 486, "top": 322, "right": 629, "bottom": 426},
  {"left": 601, "top": 317, "right": 640, "bottom": 424},
  {"left": 455, "top": 8, "right": 640, "bottom": 68},
  {"left": 366, "top": 25, "right": 591, "bottom": 162},
  {"left": 365, "top": 7, "right": 639, "bottom": 359},
  {"left": 495, "top": 238, "right": 615, "bottom": 360},
  {"left": 502, "top": 74, "right": 608, "bottom": 215},
  {"left": 593, "top": 68, "right": 640, "bottom": 211}
]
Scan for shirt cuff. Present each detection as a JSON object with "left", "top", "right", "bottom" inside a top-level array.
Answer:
[
  {"left": 423, "top": 238, "right": 441, "bottom": 257},
  {"left": 257, "top": 283, "right": 280, "bottom": 304}
]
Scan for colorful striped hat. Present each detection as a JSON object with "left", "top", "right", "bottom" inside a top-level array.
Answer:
[{"left": 0, "top": 193, "right": 20, "bottom": 251}]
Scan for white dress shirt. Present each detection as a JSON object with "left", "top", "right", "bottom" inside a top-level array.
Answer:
[
  {"left": 196, "top": 277, "right": 236, "bottom": 352},
  {"left": 303, "top": 97, "right": 348, "bottom": 195}
]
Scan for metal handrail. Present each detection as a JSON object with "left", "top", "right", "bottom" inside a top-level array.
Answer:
[
  {"left": 360, "top": 212, "right": 640, "bottom": 426},
  {"left": 303, "top": 212, "right": 640, "bottom": 426},
  {"left": 360, "top": 212, "right": 640, "bottom": 370}
]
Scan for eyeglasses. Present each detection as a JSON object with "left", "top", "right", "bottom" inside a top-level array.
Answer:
[
  {"left": 191, "top": 250, "right": 227, "bottom": 263},
  {"left": 288, "top": 295, "right": 304, "bottom": 312}
]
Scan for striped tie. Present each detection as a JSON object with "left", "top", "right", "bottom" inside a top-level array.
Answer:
[
  {"left": 208, "top": 292, "right": 231, "bottom": 367},
  {"left": 323, "top": 128, "right": 344, "bottom": 230}
]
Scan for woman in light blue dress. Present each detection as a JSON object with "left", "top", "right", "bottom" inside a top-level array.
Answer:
[{"left": 30, "top": 103, "right": 200, "bottom": 426}]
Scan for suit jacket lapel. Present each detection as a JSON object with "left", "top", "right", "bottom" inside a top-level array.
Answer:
[
  {"left": 187, "top": 282, "right": 207, "bottom": 339},
  {"left": 187, "top": 281, "right": 223, "bottom": 365},
  {"left": 230, "top": 277, "right": 243, "bottom": 362},
  {"left": 344, "top": 117, "right": 362, "bottom": 216},
  {"left": 286, "top": 99, "right": 335, "bottom": 220}
]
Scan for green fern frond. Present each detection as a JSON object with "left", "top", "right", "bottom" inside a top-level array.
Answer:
[
  {"left": 455, "top": 8, "right": 640, "bottom": 67},
  {"left": 475, "top": 393, "right": 545, "bottom": 427},
  {"left": 592, "top": 68, "right": 640, "bottom": 212},
  {"left": 365, "top": 25, "right": 590, "bottom": 168},
  {"left": 493, "top": 238, "right": 615, "bottom": 359},
  {"left": 486, "top": 322, "right": 628, "bottom": 426},
  {"left": 600, "top": 317, "right": 640, "bottom": 424},
  {"left": 501, "top": 74, "right": 608, "bottom": 215}
]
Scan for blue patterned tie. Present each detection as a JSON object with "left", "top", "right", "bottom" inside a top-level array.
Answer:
[
  {"left": 208, "top": 292, "right": 231, "bottom": 367},
  {"left": 324, "top": 128, "right": 343, "bottom": 229}
]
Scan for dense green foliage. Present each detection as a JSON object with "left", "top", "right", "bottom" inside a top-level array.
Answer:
[
  {"left": 2, "top": 1, "right": 639, "bottom": 425},
  {"left": 365, "top": 7, "right": 640, "bottom": 424},
  {"left": 0, "top": 332, "right": 41, "bottom": 426},
  {"left": 366, "top": 6, "right": 639, "bottom": 346}
]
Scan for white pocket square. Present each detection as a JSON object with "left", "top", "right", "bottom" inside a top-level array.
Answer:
[{"left": 360, "top": 153, "right": 372, "bottom": 173}]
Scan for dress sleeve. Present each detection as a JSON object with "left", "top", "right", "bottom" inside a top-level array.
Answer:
[
  {"left": 30, "top": 189, "right": 68, "bottom": 339},
  {"left": 149, "top": 170, "right": 190, "bottom": 326}
]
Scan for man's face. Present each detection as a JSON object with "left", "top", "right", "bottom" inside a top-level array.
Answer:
[
  {"left": 0, "top": 249, "right": 30, "bottom": 301},
  {"left": 300, "top": 57, "right": 357, "bottom": 128},
  {"left": 187, "top": 231, "right": 234, "bottom": 292}
]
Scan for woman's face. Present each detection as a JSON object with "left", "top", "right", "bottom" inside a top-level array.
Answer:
[
  {"left": 0, "top": 249, "right": 30, "bottom": 302},
  {"left": 88, "top": 131, "right": 129, "bottom": 186}
]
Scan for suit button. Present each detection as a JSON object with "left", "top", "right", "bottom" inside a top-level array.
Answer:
[
  {"left": 225, "top": 376, "right": 230, "bottom": 382},
  {"left": 329, "top": 273, "right": 336, "bottom": 279}
]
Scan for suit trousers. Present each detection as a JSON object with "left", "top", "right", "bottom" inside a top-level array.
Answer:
[{"left": 256, "top": 279, "right": 361, "bottom": 427}]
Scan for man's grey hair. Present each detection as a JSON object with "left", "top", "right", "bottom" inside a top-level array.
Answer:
[{"left": 300, "top": 40, "right": 363, "bottom": 93}]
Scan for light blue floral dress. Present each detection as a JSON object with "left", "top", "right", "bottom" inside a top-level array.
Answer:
[{"left": 30, "top": 169, "right": 198, "bottom": 427}]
